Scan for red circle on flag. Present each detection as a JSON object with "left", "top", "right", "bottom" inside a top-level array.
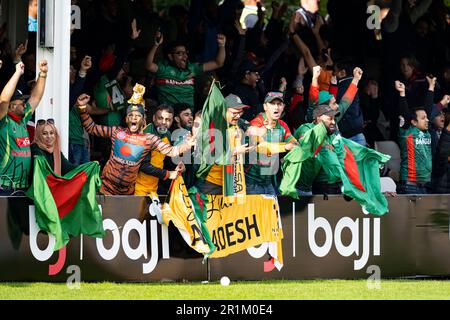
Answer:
[{"left": 120, "top": 145, "right": 132, "bottom": 157}]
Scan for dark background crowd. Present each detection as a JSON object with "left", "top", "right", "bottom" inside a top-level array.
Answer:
[{"left": 1, "top": 0, "right": 449, "bottom": 194}]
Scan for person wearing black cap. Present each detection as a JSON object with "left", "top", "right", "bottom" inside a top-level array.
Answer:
[
  {"left": 0, "top": 60, "right": 48, "bottom": 195},
  {"left": 77, "top": 85, "right": 195, "bottom": 195},
  {"left": 196, "top": 94, "right": 253, "bottom": 195},
  {"left": 245, "top": 92, "right": 298, "bottom": 195},
  {"left": 292, "top": 103, "right": 342, "bottom": 195},
  {"left": 233, "top": 59, "right": 263, "bottom": 121}
]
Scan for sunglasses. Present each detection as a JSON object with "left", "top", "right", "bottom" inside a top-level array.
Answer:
[
  {"left": 36, "top": 118, "right": 55, "bottom": 126},
  {"left": 267, "top": 92, "right": 283, "bottom": 98}
]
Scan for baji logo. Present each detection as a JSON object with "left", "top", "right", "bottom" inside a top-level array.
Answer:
[
  {"left": 28, "top": 206, "right": 170, "bottom": 275},
  {"left": 308, "top": 203, "right": 380, "bottom": 271}
]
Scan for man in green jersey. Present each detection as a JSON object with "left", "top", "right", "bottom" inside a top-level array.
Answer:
[
  {"left": 395, "top": 75, "right": 436, "bottom": 194},
  {"left": 0, "top": 60, "right": 48, "bottom": 195},
  {"left": 294, "top": 66, "right": 363, "bottom": 195},
  {"left": 245, "top": 92, "right": 298, "bottom": 195},
  {"left": 145, "top": 30, "right": 226, "bottom": 107}
]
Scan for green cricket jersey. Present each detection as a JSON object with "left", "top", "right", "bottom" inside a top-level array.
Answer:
[
  {"left": 0, "top": 103, "right": 33, "bottom": 189},
  {"left": 156, "top": 60, "right": 203, "bottom": 107},
  {"left": 399, "top": 126, "right": 432, "bottom": 183}
]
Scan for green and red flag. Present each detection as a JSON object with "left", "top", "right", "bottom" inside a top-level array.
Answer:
[
  {"left": 161, "top": 175, "right": 215, "bottom": 259},
  {"left": 26, "top": 156, "right": 105, "bottom": 251},
  {"left": 196, "top": 80, "right": 228, "bottom": 179},
  {"left": 195, "top": 80, "right": 246, "bottom": 204},
  {"left": 279, "top": 122, "right": 328, "bottom": 198},
  {"left": 317, "top": 135, "right": 391, "bottom": 216}
]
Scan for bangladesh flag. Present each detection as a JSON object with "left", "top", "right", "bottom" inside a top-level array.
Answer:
[
  {"left": 279, "top": 122, "right": 327, "bottom": 198},
  {"left": 195, "top": 80, "right": 245, "bottom": 204},
  {"left": 317, "top": 135, "right": 391, "bottom": 216},
  {"left": 196, "top": 80, "right": 228, "bottom": 179},
  {"left": 161, "top": 175, "right": 215, "bottom": 259},
  {"left": 26, "top": 156, "right": 105, "bottom": 251}
]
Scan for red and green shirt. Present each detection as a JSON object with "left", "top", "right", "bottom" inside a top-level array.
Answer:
[
  {"left": 399, "top": 126, "right": 432, "bottom": 183},
  {"left": 0, "top": 103, "right": 33, "bottom": 189},
  {"left": 245, "top": 113, "right": 296, "bottom": 185},
  {"left": 156, "top": 60, "right": 203, "bottom": 107}
]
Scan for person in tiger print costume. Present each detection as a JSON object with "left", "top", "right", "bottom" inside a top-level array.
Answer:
[{"left": 76, "top": 84, "right": 194, "bottom": 195}]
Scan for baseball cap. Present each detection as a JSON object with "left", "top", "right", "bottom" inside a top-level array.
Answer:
[
  {"left": 318, "top": 91, "right": 334, "bottom": 105},
  {"left": 313, "top": 104, "right": 340, "bottom": 119},
  {"left": 264, "top": 92, "right": 284, "bottom": 103},
  {"left": 11, "top": 89, "right": 29, "bottom": 102},
  {"left": 238, "top": 59, "right": 258, "bottom": 79},
  {"left": 225, "top": 94, "right": 249, "bottom": 109}
]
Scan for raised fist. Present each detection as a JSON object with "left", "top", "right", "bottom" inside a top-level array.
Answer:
[
  {"left": 312, "top": 65, "right": 322, "bottom": 80},
  {"left": 39, "top": 60, "right": 48, "bottom": 73},
  {"left": 353, "top": 67, "right": 363, "bottom": 81},
  {"left": 154, "top": 30, "right": 163, "bottom": 46},
  {"left": 217, "top": 34, "right": 226, "bottom": 47},
  {"left": 77, "top": 93, "right": 90, "bottom": 107},
  {"left": 15, "top": 61, "right": 25, "bottom": 75},
  {"left": 395, "top": 80, "right": 405, "bottom": 94}
]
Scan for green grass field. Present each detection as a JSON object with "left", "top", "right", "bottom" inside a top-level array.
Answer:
[{"left": 1, "top": 280, "right": 450, "bottom": 300}]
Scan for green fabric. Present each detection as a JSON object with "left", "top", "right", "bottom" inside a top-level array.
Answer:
[
  {"left": 26, "top": 156, "right": 104, "bottom": 251},
  {"left": 293, "top": 123, "right": 324, "bottom": 191},
  {"left": 317, "top": 135, "right": 390, "bottom": 216},
  {"left": 69, "top": 107, "right": 84, "bottom": 146},
  {"left": 196, "top": 82, "right": 228, "bottom": 180},
  {"left": 188, "top": 186, "right": 215, "bottom": 259},
  {"left": 0, "top": 103, "right": 34, "bottom": 189},
  {"left": 279, "top": 122, "right": 328, "bottom": 198},
  {"left": 398, "top": 126, "right": 432, "bottom": 183},
  {"left": 93, "top": 75, "right": 123, "bottom": 126},
  {"left": 156, "top": 60, "right": 203, "bottom": 107},
  {"left": 30, "top": 144, "right": 77, "bottom": 175}
]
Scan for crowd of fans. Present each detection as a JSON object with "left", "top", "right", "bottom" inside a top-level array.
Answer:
[{"left": 0, "top": 0, "right": 449, "bottom": 197}]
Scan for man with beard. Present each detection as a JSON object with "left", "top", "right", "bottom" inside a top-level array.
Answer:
[
  {"left": 134, "top": 104, "right": 184, "bottom": 196},
  {"left": 293, "top": 104, "right": 343, "bottom": 196},
  {"left": 171, "top": 103, "right": 193, "bottom": 146},
  {"left": 78, "top": 85, "right": 194, "bottom": 195},
  {"left": 146, "top": 30, "right": 226, "bottom": 107},
  {"left": 245, "top": 92, "right": 298, "bottom": 195}
]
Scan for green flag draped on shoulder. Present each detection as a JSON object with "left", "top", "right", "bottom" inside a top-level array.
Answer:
[
  {"left": 195, "top": 80, "right": 246, "bottom": 204},
  {"left": 279, "top": 122, "right": 327, "bottom": 198},
  {"left": 317, "top": 135, "right": 391, "bottom": 216},
  {"left": 26, "top": 156, "right": 105, "bottom": 251}
]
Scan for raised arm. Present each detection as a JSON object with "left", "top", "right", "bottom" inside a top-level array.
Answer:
[
  {"left": 27, "top": 60, "right": 48, "bottom": 112},
  {"left": 0, "top": 62, "right": 24, "bottom": 120},
  {"left": 203, "top": 34, "right": 226, "bottom": 72},
  {"left": 289, "top": 13, "right": 317, "bottom": 72},
  {"left": 145, "top": 30, "right": 163, "bottom": 74},
  {"left": 335, "top": 67, "right": 362, "bottom": 122},
  {"left": 305, "top": 65, "right": 321, "bottom": 122},
  {"left": 395, "top": 80, "right": 409, "bottom": 124},
  {"left": 147, "top": 132, "right": 196, "bottom": 157},
  {"left": 77, "top": 94, "right": 116, "bottom": 138},
  {"left": 424, "top": 75, "right": 436, "bottom": 118}
]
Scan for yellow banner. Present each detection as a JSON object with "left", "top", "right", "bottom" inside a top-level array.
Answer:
[{"left": 162, "top": 176, "right": 284, "bottom": 268}]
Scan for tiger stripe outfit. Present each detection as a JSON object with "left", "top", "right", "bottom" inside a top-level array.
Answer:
[{"left": 80, "top": 109, "right": 180, "bottom": 195}]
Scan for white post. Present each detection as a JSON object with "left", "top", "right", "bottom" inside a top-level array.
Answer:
[{"left": 36, "top": 0, "right": 71, "bottom": 157}]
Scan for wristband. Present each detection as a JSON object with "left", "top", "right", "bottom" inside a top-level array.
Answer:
[{"left": 39, "top": 72, "right": 47, "bottom": 78}]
